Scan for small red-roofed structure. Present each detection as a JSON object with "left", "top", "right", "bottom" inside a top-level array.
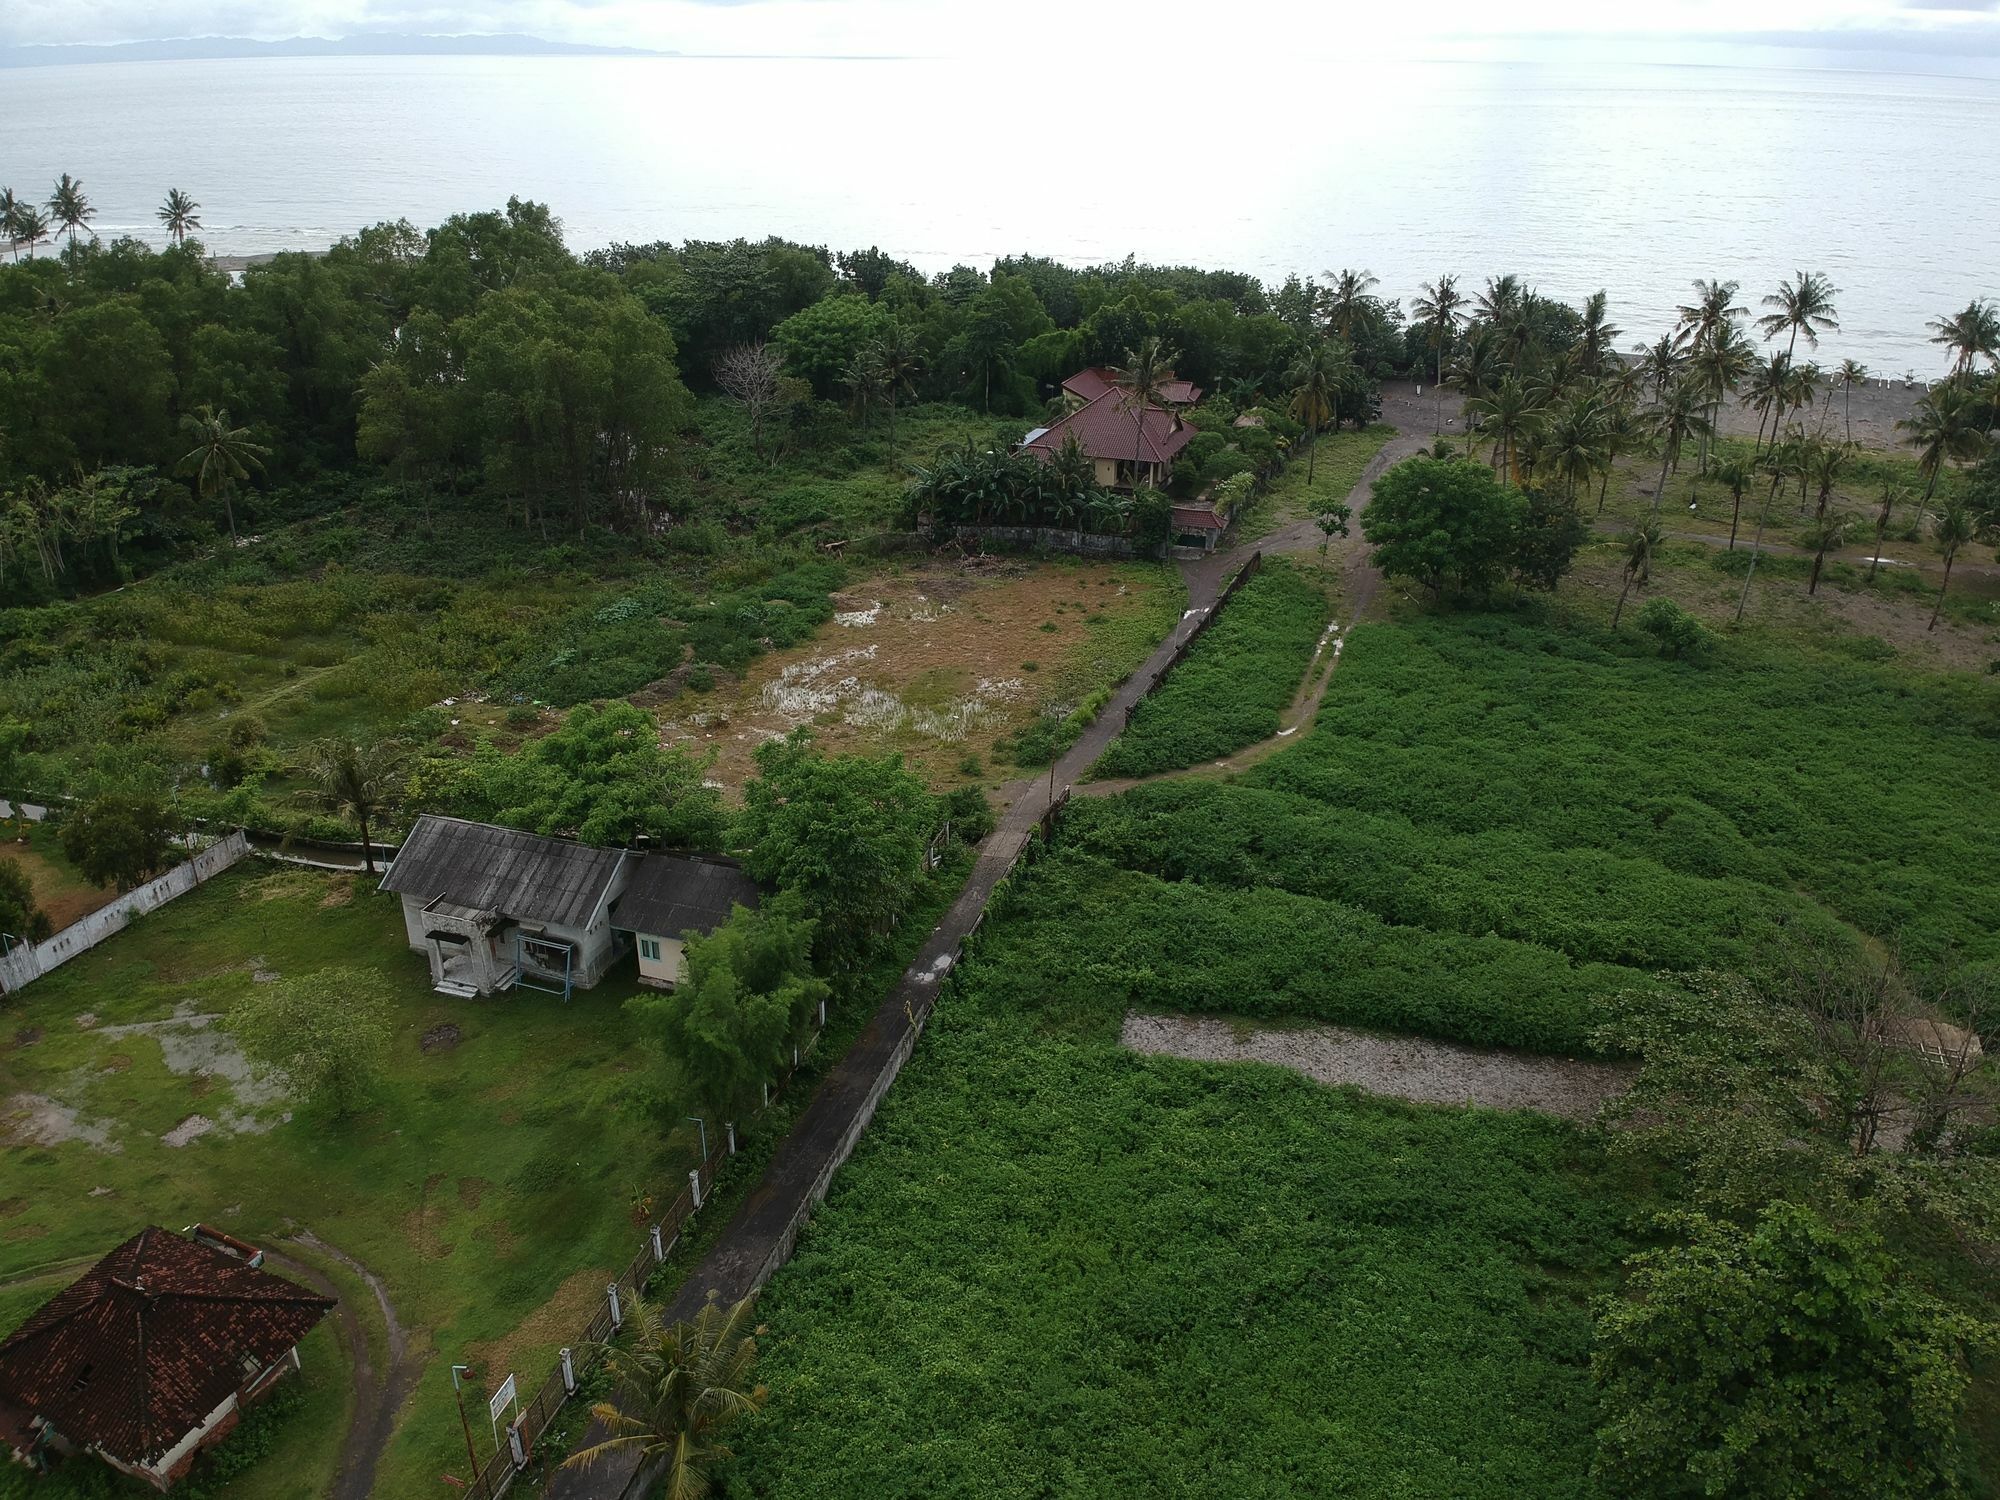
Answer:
[{"left": 0, "top": 1226, "right": 332, "bottom": 1490}]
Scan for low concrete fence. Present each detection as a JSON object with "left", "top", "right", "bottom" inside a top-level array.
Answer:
[
  {"left": 949, "top": 524, "right": 1144, "bottom": 558},
  {"left": 0, "top": 832, "right": 251, "bottom": 995}
]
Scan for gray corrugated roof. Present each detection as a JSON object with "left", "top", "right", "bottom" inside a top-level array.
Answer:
[
  {"left": 380, "top": 815, "right": 625, "bottom": 929},
  {"left": 612, "top": 855, "right": 759, "bottom": 939}
]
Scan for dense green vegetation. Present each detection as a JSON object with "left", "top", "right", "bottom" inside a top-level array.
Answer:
[
  {"left": 1092, "top": 560, "right": 1329, "bottom": 778},
  {"left": 1249, "top": 614, "right": 2000, "bottom": 968},
  {"left": 734, "top": 979, "right": 1637, "bottom": 1499}
]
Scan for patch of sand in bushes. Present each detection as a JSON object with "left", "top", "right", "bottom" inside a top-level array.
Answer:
[{"left": 1121, "top": 1012, "right": 1632, "bottom": 1121}]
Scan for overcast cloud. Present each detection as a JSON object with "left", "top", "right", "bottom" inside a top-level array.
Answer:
[{"left": 6, "top": 0, "right": 2000, "bottom": 53}]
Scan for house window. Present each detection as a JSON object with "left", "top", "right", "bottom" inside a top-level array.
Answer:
[{"left": 639, "top": 938, "right": 661, "bottom": 961}]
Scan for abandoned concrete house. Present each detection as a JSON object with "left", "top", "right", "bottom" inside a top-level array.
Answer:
[
  {"left": 0, "top": 1226, "right": 332, "bottom": 1492},
  {"left": 380, "top": 814, "right": 758, "bottom": 999}
]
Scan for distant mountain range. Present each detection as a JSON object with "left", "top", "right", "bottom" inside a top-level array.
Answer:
[{"left": 0, "top": 33, "right": 676, "bottom": 68}]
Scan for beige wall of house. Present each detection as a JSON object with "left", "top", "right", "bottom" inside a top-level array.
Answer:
[
  {"left": 1092, "top": 457, "right": 1119, "bottom": 487},
  {"left": 636, "top": 934, "right": 690, "bottom": 988}
]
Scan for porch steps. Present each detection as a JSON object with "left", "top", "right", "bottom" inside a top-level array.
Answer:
[{"left": 433, "top": 979, "right": 480, "bottom": 999}]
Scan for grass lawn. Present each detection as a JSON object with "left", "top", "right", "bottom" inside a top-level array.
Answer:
[
  {"left": 1091, "top": 558, "right": 1330, "bottom": 779},
  {"left": 2, "top": 821, "right": 118, "bottom": 932},
  {"left": 1234, "top": 424, "right": 1396, "bottom": 541},
  {"left": 0, "top": 863, "right": 707, "bottom": 1498}
]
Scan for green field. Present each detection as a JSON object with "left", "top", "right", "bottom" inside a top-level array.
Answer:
[
  {"left": 0, "top": 865, "right": 703, "bottom": 1498},
  {"left": 1091, "top": 559, "right": 1330, "bottom": 779},
  {"left": 1234, "top": 425, "right": 1397, "bottom": 541}
]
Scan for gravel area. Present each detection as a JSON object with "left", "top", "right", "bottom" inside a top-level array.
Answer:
[{"left": 1121, "top": 1013, "right": 1632, "bottom": 1122}]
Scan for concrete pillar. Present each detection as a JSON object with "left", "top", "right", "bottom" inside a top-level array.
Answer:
[
  {"left": 689, "top": 1168, "right": 704, "bottom": 1210},
  {"left": 508, "top": 1421, "right": 527, "bottom": 1469},
  {"left": 606, "top": 1282, "right": 621, "bottom": 1330},
  {"left": 725, "top": 1121, "right": 737, "bottom": 1155},
  {"left": 560, "top": 1347, "right": 576, "bottom": 1395},
  {"left": 650, "top": 1224, "right": 664, "bottom": 1262}
]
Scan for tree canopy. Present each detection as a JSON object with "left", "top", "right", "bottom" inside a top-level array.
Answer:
[{"left": 1360, "top": 458, "right": 1528, "bottom": 597}]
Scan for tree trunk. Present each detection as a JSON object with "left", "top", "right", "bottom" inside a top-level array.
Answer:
[
  {"left": 222, "top": 484, "right": 237, "bottom": 542},
  {"left": 1930, "top": 552, "right": 1956, "bottom": 631},
  {"left": 360, "top": 815, "right": 376, "bottom": 875},
  {"left": 1596, "top": 469, "right": 1611, "bottom": 516},
  {"left": 1613, "top": 570, "right": 1636, "bottom": 628},
  {"left": 1868, "top": 502, "right": 1890, "bottom": 581},
  {"left": 1809, "top": 546, "right": 1826, "bottom": 594},
  {"left": 1651, "top": 445, "right": 1672, "bottom": 517},
  {"left": 1306, "top": 426, "right": 1317, "bottom": 485},
  {"left": 1735, "top": 480, "right": 1782, "bottom": 623},
  {"left": 1434, "top": 348, "right": 1444, "bottom": 436},
  {"left": 1728, "top": 488, "right": 1743, "bottom": 549}
]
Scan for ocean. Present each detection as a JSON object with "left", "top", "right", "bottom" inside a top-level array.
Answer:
[{"left": 3, "top": 50, "right": 1996, "bottom": 373}]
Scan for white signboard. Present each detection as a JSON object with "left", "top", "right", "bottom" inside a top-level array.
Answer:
[{"left": 489, "top": 1373, "right": 518, "bottom": 1430}]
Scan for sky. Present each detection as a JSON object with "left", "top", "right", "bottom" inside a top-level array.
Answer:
[{"left": 5, "top": 0, "right": 2000, "bottom": 57}]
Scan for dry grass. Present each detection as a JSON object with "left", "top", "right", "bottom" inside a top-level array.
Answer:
[
  {"left": 2, "top": 832, "right": 116, "bottom": 930},
  {"left": 465, "top": 1266, "right": 613, "bottom": 1394},
  {"left": 659, "top": 558, "right": 1179, "bottom": 794}
]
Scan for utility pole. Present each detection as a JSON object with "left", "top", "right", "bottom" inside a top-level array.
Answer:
[{"left": 450, "top": 1365, "right": 479, "bottom": 1479}]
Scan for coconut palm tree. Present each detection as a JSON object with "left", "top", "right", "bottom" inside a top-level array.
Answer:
[
  {"left": 871, "top": 320, "right": 924, "bottom": 460},
  {"left": 1465, "top": 374, "right": 1546, "bottom": 483},
  {"left": 1688, "top": 322, "right": 1753, "bottom": 472},
  {"left": 1286, "top": 337, "right": 1357, "bottom": 484},
  {"left": 1736, "top": 440, "right": 1802, "bottom": 623},
  {"left": 47, "top": 173, "right": 94, "bottom": 258},
  {"left": 1867, "top": 480, "right": 1905, "bottom": 582},
  {"left": 1634, "top": 333, "right": 1687, "bottom": 403},
  {"left": 1744, "top": 352, "right": 1791, "bottom": 455},
  {"left": 1577, "top": 290, "right": 1622, "bottom": 380},
  {"left": 1926, "top": 299, "right": 2000, "bottom": 384},
  {"left": 1709, "top": 454, "right": 1755, "bottom": 550},
  {"left": 1594, "top": 396, "right": 1644, "bottom": 515},
  {"left": 1805, "top": 514, "right": 1847, "bottom": 595},
  {"left": 0, "top": 189, "right": 18, "bottom": 260},
  {"left": 1474, "top": 274, "right": 1524, "bottom": 329},
  {"left": 1613, "top": 519, "right": 1663, "bottom": 628},
  {"left": 841, "top": 346, "right": 887, "bottom": 431},
  {"left": 1928, "top": 499, "right": 1976, "bottom": 631},
  {"left": 1448, "top": 329, "right": 1503, "bottom": 405},
  {"left": 1835, "top": 359, "right": 1868, "bottom": 443},
  {"left": 1539, "top": 391, "right": 1610, "bottom": 502},
  {"left": 1322, "top": 268, "right": 1378, "bottom": 342},
  {"left": 1676, "top": 278, "right": 1746, "bottom": 352},
  {"left": 12, "top": 206, "right": 51, "bottom": 260},
  {"left": 1897, "top": 385, "right": 1988, "bottom": 502},
  {"left": 1411, "top": 274, "right": 1466, "bottom": 435},
  {"left": 1757, "top": 270, "right": 1840, "bottom": 361},
  {"left": 299, "top": 737, "right": 404, "bottom": 873},
  {"left": 157, "top": 188, "right": 202, "bottom": 247},
  {"left": 1112, "top": 336, "right": 1180, "bottom": 492},
  {"left": 177, "top": 405, "right": 270, "bottom": 541},
  {"left": 1645, "top": 379, "right": 1712, "bottom": 516},
  {"left": 1805, "top": 440, "right": 1850, "bottom": 522},
  {"left": 563, "top": 1290, "right": 768, "bottom": 1499}
]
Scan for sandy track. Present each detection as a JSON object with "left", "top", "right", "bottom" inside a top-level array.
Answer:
[{"left": 1121, "top": 1013, "right": 1631, "bottom": 1121}]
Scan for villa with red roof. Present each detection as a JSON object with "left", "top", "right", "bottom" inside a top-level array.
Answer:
[
  {"left": 1020, "top": 385, "right": 1197, "bottom": 492},
  {"left": 0, "top": 1226, "right": 333, "bottom": 1491},
  {"left": 1060, "top": 366, "right": 1202, "bottom": 409}
]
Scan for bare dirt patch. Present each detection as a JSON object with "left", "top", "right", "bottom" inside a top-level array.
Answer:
[
  {"left": 319, "top": 879, "right": 355, "bottom": 909},
  {"left": 100, "top": 1054, "right": 132, "bottom": 1073},
  {"left": 9, "top": 1027, "right": 42, "bottom": 1050},
  {"left": 97, "top": 1003, "right": 288, "bottom": 1133},
  {"left": 659, "top": 560, "right": 1163, "bottom": 794},
  {"left": 161, "top": 1113, "right": 216, "bottom": 1147},
  {"left": 1122, "top": 1013, "right": 1632, "bottom": 1122},
  {"left": 466, "top": 1268, "right": 612, "bottom": 1391},
  {"left": 457, "top": 1176, "right": 489, "bottom": 1211},
  {"left": 4, "top": 1092, "right": 121, "bottom": 1152},
  {"left": 419, "top": 1023, "right": 463, "bottom": 1054},
  {"left": 3, "top": 841, "right": 116, "bottom": 930}
]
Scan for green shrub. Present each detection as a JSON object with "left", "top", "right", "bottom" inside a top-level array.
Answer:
[
  {"left": 1093, "top": 560, "right": 1325, "bottom": 778},
  {"left": 1635, "top": 598, "right": 1716, "bottom": 663}
]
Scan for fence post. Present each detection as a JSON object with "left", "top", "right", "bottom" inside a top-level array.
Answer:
[
  {"left": 689, "top": 1167, "right": 704, "bottom": 1210},
  {"left": 817, "top": 998, "right": 827, "bottom": 1027},
  {"left": 650, "top": 1222, "right": 665, "bottom": 1262},
  {"left": 508, "top": 1420, "right": 528, "bottom": 1470},
  {"left": 560, "top": 1347, "right": 576, "bottom": 1395},
  {"left": 725, "top": 1121, "right": 737, "bottom": 1155},
  {"left": 791, "top": 1045, "right": 799, "bottom": 1070},
  {"left": 606, "top": 1282, "right": 621, "bottom": 1331},
  {"left": 761, "top": 1081, "right": 770, "bottom": 1108}
]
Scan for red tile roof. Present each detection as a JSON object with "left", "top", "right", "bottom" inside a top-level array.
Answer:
[
  {"left": 0, "top": 1228, "right": 332, "bottom": 1467},
  {"left": 1170, "top": 505, "right": 1228, "bottom": 531},
  {"left": 1061, "top": 366, "right": 1202, "bottom": 406},
  {"left": 1024, "top": 390, "right": 1196, "bottom": 468}
]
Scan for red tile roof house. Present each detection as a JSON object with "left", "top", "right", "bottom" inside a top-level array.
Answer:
[
  {"left": 0, "top": 1227, "right": 332, "bottom": 1491},
  {"left": 1059, "top": 366, "right": 1203, "bottom": 408},
  {"left": 1020, "top": 388, "right": 1198, "bottom": 493}
]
